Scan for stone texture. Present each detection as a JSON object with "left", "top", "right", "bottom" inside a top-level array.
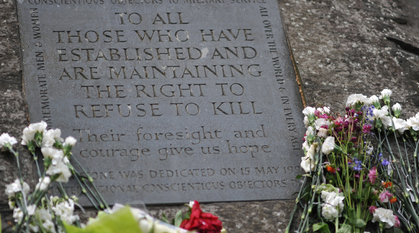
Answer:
[
  {"left": 1, "top": 0, "right": 419, "bottom": 232},
  {"left": 16, "top": 2, "right": 304, "bottom": 205},
  {"left": 280, "top": 0, "right": 419, "bottom": 114}
]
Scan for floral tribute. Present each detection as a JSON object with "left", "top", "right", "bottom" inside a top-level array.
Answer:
[
  {"left": 287, "top": 89, "right": 419, "bottom": 233},
  {"left": 0, "top": 122, "right": 226, "bottom": 233}
]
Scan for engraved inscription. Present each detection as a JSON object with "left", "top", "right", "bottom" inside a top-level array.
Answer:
[{"left": 18, "top": 1, "right": 304, "bottom": 204}]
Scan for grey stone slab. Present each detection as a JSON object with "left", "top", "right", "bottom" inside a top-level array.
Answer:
[{"left": 16, "top": 0, "right": 304, "bottom": 205}]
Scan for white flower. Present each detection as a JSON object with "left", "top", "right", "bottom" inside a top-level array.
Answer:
[
  {"left": 28, "top": 224, "right": 39, "bottom": 233},
  {"left": 301, "top": 156, "right": 315, "bottom": 173},
  {"left": 305, "top": 126, "right": 315, "bottom": 137},
  {"left": 321, "top": 191, "right": 344, "bottom": 211},
  {"left": 382, "top": 116, "right": 392, "bottom": 128},
  {"left": 0, "top": 133, "right": 17, "bottom": 148},
  {"left": 321, "top": 190, "right": 344, "bottom": 221},
  {"left": 36, "top": 177, "right": 51, "bottom": 191},
  {"left": 21, "top": 121, "right": 48, "bottom": 145},
  {"left": 35, "top": 209, "right": 55, "bottom": 233},
  {"left": 302, "top": 140, "right": 309, "bottom": 151},
  {"left": 188, "top": 200, "right": 195, "bottom": 208},
  {"left": 27, "top": 205, "right": 37, "bottom": 216},
  {"left": 8, "top": 199, "right": 15, "bottom": 209},
  {"left": 51, "top": 199, "right": 79, "bottom": 225},
  {"left": 314, "top": 118, "right": 332, "bottom": 130},
  {"left": 321, "top": 204, "right": 339, "bottom": 221},
  {"left": 302, "top": 106, "right": 316, "bottom": 116},
  {"left": 303, "top": 116, "right": 309, "bottom": 127},
  {"left": 372, "top": 106, "right": 392, "bottom": 128},
  {"left": 380, "top": 89, "right": 392, "bottom": 99},
  {"left": 392, "top": 103, "right": 401, "bottom": 111},
  {"left": 42, "top": 129, "right": 63, "bottom": 147},
  {"left": 322, "top": 137, "right": 335, "bottom": 155},
  {"left": 5, "top": 179, "right": 30, "bottom": 198},
  {"left": 392, "top": 117, "right": 408, "bottom": 134},
  {"left": 301, "top": 145, "right": 316, "bottom": 173},
  {"left": 346, "top": 94, "right": 372, "bottom": 107},
  {"left": 64, "top": 136, "right": 77, "bottom": 146},
  {"left": 369, "top": 95, "right": 379, "bottom": 103},
  {"left": 317, "top": 128, "right": 328, "bottom": 138},
  {"left": 372, "top": 106, "right": 388, "bottom": 120},
  {"left": 372, "top": 208, "right": 396, "bottom": 228},
  {"left": 407, "top": 113, "right": 419, "bottom": 131},
  {"left": 13, "top": 207, "right": 24, "bottom": 223},
  {"left": 46, "top": 159, "right": 71, "bottom": 183},
  {"left": 41, "top": 147, "right": 64, "bottom": 166}
]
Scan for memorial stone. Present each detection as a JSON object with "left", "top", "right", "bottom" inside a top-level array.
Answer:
[{"left": 16, "top": 0, "right": 305, "bottom": 205}]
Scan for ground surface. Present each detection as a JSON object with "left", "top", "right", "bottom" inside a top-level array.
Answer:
[{"left": 1, "top": 0, "right": 419, "bottom": 232}]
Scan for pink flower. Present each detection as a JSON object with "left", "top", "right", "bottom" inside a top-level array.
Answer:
[
  {"left": 320, "top": 114, "right": 329, "bottom": 119},
  {"left": 394, "top": 216, "right": 400, "bottom": 228},
  {"left": 369, "top": 206, "right": 377, "bottom": 214},
  {"left": 363, "top": 125, "right": 372, "bottom": 133},
  {"left": 368, "top": 167, "right": 378, "bottom": 184},
  {"left": 334, "top": 117, "right": 343, "bottom": 126},
  {"left": 379, "top": 191, "right": 393, "bottom": 203}
]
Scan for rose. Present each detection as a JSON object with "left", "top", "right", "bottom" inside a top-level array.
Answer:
[{"left": 180, "top": 200, "right": 223, "bottom": 233}]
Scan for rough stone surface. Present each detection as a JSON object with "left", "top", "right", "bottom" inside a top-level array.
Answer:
[{"left": 1, "top": 0, "right": 419, "bottom": 232}]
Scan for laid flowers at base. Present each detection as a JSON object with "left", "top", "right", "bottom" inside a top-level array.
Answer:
[
  {"left": 287, "top": 89, "right": 419, "bottom": 233},
  {"left": 0, "top": 122, "right": 226, "bottom": 233}
]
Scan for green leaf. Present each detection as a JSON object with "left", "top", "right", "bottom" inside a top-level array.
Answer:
[
  {"left": 336, "top": 224, "right": 352, "bottom": 233},
  {"left": 161, "top": 213, "right": 170, "bottom": 224},
  {"left": 312, "top": 222, "right": 330, "bottom": 233},
  {"left": 355, "top": 219, "right": 366, "bottom": 228},
  {"left": 295, "top": 174, "right": 302, "bottom": 179},
  {"left": 174, "top": 210, "right": 183, "bottom": 227},
  {"left": 384, "top": 228, "right": 404, "bottom": 233},
  {"left": 0, "top": 214, "right": 2, "bottom": 233},
  {"left": 64, "top": 206, "right": 142, "bottom": 233}
]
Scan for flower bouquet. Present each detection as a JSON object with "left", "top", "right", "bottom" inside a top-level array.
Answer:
[
  {"left": 287, "top": 89, "right": 419, "bottom": 233},
  {"left": 0, "top": 122, "right": 226, "bottom": 233}
]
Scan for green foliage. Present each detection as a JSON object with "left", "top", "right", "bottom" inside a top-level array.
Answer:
[
  {"left": 355, "top": 219, "right": 366, "bottom": 228},
  {"left": 336, "top": 224, "right": 351, "bottom": 233},
  {"left": 312, "top": 222, "right": 330, "bottom": 233},
  {"left": 160, "top": 213, "right": 170, "bottom": 224},
  {"left": 64, "top": 206, "right": 141, "bottom": 233},
  {"left": 174, "top": 210, "right": 183, "bottom": 227}
]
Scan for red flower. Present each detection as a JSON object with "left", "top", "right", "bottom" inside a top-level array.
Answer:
[
  {"left": 180, "top": 201, "right": 223, "bottom": 233},
  {"left": 382, "top": 182, "right": 392, "bottom": 188},
  {"left": 326, "top": 165, "right": 336, "bottom": 173},
  {"left": 390, "top": 197, "right": 397, "bottom": 203}
]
